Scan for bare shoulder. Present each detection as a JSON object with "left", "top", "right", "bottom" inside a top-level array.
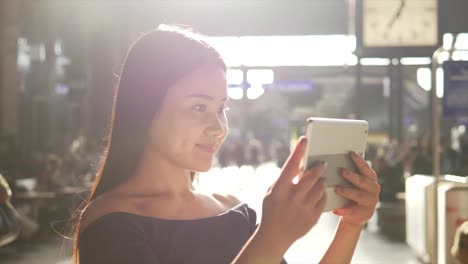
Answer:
[
  {"left": 211, "top": 193, "right": 242, "bottom": 209},
  {"left": 79, "top": 193, "right": 122, "bottom": 233}
]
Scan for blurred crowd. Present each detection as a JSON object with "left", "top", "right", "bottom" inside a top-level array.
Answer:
[
  {"left": 0, "top": 136, "right": 100, "bottom": 247},
  {"left": 14, "top": 136, "right": 100, "bottom": 193},
  {"left": 4, "top": 132, "right": 466, "bottom": 198},
  {"left": 1, "top": 131, "right": 467, "bottom": 247},
  {"left": 368, "top": 133, "right": 468, "bottom": 202},
  {"left": 217, "top": 133, "right": 468, "bottom": 203},
  {"left": 217, "top": 137, "right": 291, "bottom": 169}
]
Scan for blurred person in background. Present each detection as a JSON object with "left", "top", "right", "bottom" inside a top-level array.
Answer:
[
  {"left": 245, "top": 138, "right": 263, "bottom": 167},
  {"left": 217, "top": 142, "right": 229, "bottom": 167},
  {"left": 440, "top": 137, "right": 459, "bottom": 175},
  {"left": 271, "top": 138, "right": 290, "bottom": 168},
  {"left": 409, "top": 134, "right": 462, "bottom": 176},
  {"left": 231, "top": 141, "right": 245, "bottom": 167},
  {"left": 0, "top": 174, "right": 39, "bottom": 244},
  {"left": 0, "top": 174, "right": 12, "bottom": 205},
  {"left": 73, "top": 25, "right": 380, "bottom": 264},
  {"left": 215, "top": 141, "right": 245, "bottom": 167},
  {"left": 37, "top": 154, "right": 64, "bottom": 191},
  {"left": 63, "top": 138, "right": 101, "bottom": 187},
  {"left": 372, "top": 142, "right": 406, "bottom": 202},
  {"left": 457, "top": 134, "right": 468, "bottom": 176},
  {"left": 0, "top": 138, "right": 15, "bottom": 178},
  {"left": 16, "top": 151, "right": 46, "bottom": 180},
  {"left": 0, "top": 173, "right": 20, "bottom": 246},
  {"left": 410, "top": 134, "right": 433, "bottom": 175}
]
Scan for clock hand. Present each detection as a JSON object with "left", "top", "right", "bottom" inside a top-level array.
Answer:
[{"left": 387, "top": 0, "right": 406, "bottom": 28}]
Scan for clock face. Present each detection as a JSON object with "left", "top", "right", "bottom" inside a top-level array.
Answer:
[{"left": 363, "top": 0, "right": 438, "bottom": 47}]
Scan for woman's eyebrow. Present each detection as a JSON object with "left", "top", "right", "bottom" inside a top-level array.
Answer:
[{"left": 185, "top": 94, "right": 228, "bottom": 101}]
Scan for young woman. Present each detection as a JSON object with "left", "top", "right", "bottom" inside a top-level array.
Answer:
[{"left": 74, "top": 25, "right": 380, "bottom": 264}]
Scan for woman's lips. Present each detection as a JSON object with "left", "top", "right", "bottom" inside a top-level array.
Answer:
[{"left": 196, "top": 144, "right": 217, "bottom": 154}]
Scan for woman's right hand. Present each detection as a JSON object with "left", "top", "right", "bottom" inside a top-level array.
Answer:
[{"left": 259, "top": 136, "right": 327, "bottom": 249}]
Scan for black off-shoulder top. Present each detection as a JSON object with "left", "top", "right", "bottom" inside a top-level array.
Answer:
[{"left": 78, "top": 203, "right": 288, "bottom": 264}]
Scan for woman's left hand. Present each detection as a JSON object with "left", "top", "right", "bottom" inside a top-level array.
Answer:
[{"left": 333, "top": 151, "right": 381, "bottom": 227}]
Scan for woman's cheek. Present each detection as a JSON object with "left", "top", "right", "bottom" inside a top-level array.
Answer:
[{"left": 221, "top": 117, "right": 228, "bottom": 133}]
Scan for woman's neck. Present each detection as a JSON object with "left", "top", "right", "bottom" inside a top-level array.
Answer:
[{"left": 114, "top": 147, "right": 194, "bottom": 199}]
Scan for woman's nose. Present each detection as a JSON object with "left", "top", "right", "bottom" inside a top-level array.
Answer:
[{"left": 205, "top": 114, "right": 227, "bottom": 138}]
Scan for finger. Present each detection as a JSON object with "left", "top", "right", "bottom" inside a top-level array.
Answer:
[
  {"left": 350, "top": 151, "right": 377, "bottom": 181},
  {"left": 294, "top": 163, "right": 326, "bottom": 199},
  {"left": 306, "top": 179, "right": 326, "bottom": 206},
  {"left": 314, "top": 191, "right": 327, "bottom": 211},
  {"left": 333, "top": 206, "right": 354, "bottom": 216},
  {"left": 277, "top": 137, "right": 307, "bottom": 186},
  {"left": 341, "top": 168, "right": 381, "bottom": 195},
  {"left": 335, "top": 186, "right": 377, "bottom": 207}
]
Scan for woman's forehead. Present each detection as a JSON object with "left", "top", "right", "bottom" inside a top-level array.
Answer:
[{"left": 167, "top": 64, "right": 227, "bottom": 100}]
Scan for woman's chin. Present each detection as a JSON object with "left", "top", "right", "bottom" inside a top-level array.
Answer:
[
  {"left": 195, "top": 164, "right": 212, "bottom": 173},
  {"left": 185, "top": 153, "right": 216, "bottom": 173},
  {"left": 190, "top": 160, "right": 214, "bottom": 173}
]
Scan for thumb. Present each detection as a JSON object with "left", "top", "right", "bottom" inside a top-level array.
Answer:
[{"left": 276, "top": 136, "right": 307, "bottom": 187}]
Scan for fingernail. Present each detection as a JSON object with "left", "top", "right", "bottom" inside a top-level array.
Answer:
[
  {"left": 320, "top": 162, "right": 328, "bottom": 172},
  {"left": 299, "top": 136, "right": 307, "bottom": 145},
  {"left": 343, "top": 168, "right": 350, "bottom": 176}
]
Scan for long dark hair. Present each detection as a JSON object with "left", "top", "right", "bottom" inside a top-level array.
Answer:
[{"left": 73, "top": 25, "right": 226, "bottom": 263}]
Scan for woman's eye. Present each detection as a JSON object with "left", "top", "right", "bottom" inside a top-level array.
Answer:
[{"left": 192, "top": 104, "right": 207, "bottom": 112}]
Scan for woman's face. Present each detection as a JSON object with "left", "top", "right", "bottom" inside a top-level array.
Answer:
[{"left": 147, "top": 64, "right": 229, "bottom": 172}]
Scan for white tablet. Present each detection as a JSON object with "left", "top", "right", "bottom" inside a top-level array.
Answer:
[{"left": 302, "top": 117, "right": 368, "bottom": 212}]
